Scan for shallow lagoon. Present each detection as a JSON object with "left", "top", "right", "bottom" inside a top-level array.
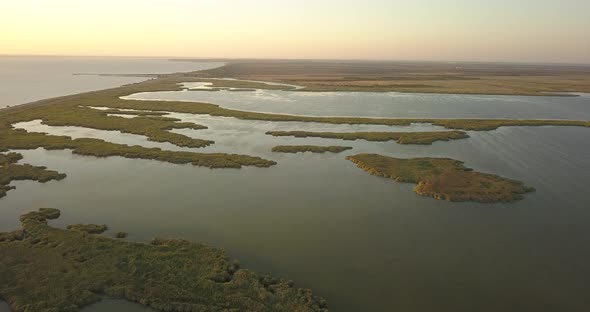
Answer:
[{"left": 3, "top": 117, "right": 590, "bottom": 311}]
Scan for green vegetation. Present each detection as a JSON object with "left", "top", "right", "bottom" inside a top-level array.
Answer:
[
  {"left": 346, "top": 153, "right": 535, "bottom": 203},
  {"left": 0, "top": 152, "right": 66, "bottom": 198},
  {"left": 267, "top": 130, "right": 469, "bottom": 144},
  {"left": 115, "top": 232, "right": 128, "bottom": 239},
  {"left": 271, "top": 145, "right": 352, "bottom": 153},
  {"left": 0, "top": 208, "right": 328, "bottom": 312}
]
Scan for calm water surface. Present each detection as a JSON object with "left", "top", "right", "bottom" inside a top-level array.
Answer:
[{"left": 1, "top": 61, "right": 590, "bottom": 311}]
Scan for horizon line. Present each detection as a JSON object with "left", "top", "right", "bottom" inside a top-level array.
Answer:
[{"left": 1, "top": 53, "right": 589, "bottom": 67}]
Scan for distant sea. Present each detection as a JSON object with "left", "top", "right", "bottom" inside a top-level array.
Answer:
[{"left": 0, "top": 56, "right": 222, "bottom": 108}]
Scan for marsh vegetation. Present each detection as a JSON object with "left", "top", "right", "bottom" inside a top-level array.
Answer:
[
  {"left": 271, "top": 145, "right": 352, "bottom": 153},
  {"left": 0, "top": 208, "right": 328, "bottom": 312},
  {"left": 346, "top": 153, "right": 535, "bottom": 203}
]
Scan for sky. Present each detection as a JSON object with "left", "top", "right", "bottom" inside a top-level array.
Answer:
[{"left": 1, "top": 0, "right": 589, "bottom": 63}]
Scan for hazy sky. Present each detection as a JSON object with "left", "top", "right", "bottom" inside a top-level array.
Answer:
[{"left": 1, "top": 0, "right": 589, "bottom": 63}]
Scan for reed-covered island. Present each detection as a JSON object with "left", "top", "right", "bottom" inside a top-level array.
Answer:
[
  {"left": 0, "top": 208, "right": 328, "bottom": 312},
  {"left": 346, "top": 153, "right": 535, "bottom": 203}
]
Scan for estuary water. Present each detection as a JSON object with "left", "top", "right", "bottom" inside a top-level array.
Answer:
[{"left": 1, "top": 60, "right": 590, "bottom": 312}]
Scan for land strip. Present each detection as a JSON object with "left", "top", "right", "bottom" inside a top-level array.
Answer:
[
  {"left": 271, "top": 145, "right": 352, "bottom": 153},
  {"left": 187, "top": 60, "right": 590, "bottom": 96},
  {"left": 266, "top": 130, "right": 469, "bottom": 144}
]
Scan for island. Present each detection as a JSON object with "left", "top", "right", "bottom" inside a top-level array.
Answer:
[
  {"left": 271, "top": 145, "right": 352, "bottom": 153},
  {"left": 346, "top": 153, "right": 535, "bottom": 203},
  {"left": 0, "top": 208, "right": 328, "bottom": 312},
  {"left": 0, "top": 152, "right": 66, "bottom": 198},
  {"left": 266, "top": 130, "right": 469, "bottom": 144}
]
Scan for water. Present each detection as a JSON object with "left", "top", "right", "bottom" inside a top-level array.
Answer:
[
  {"left": 0, "top": 56, "right": 223, "bottom": 108},
  {"left": 4, "top": 122, "right": 590, "bottom": 311},
  {"left": 2, "top": 59, "right": 590, "bottom": 311},
  {"left": 124, "top": 88, "right": 590, "bottom": 120}
]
